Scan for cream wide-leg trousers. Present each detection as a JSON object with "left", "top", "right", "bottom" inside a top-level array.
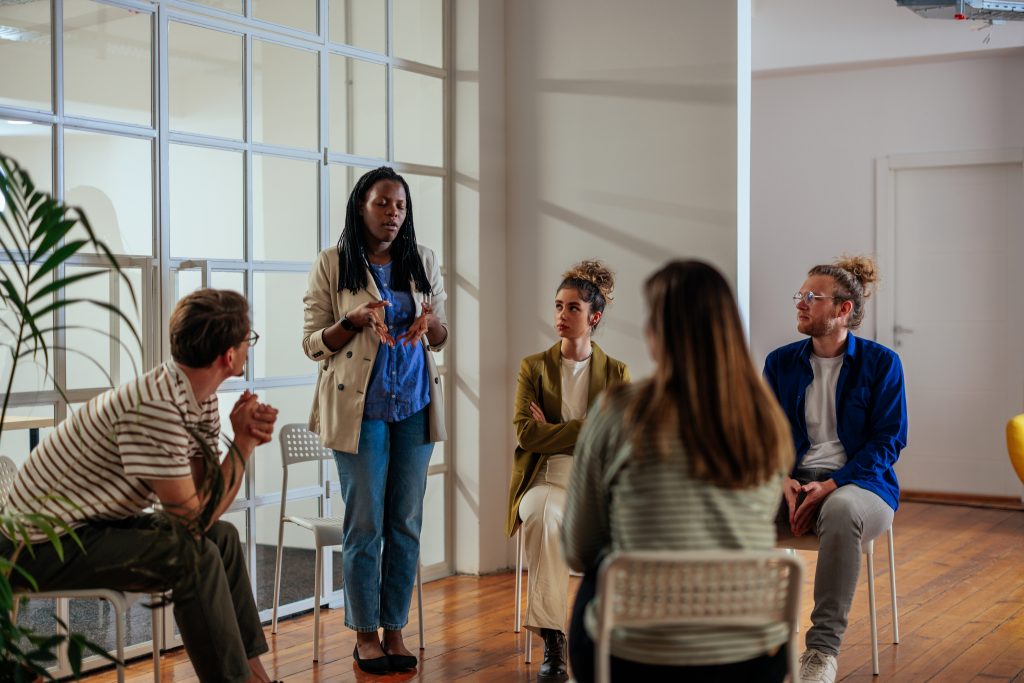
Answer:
[{"left": 518, "top": 454, "right": 573, "bottom": 634}]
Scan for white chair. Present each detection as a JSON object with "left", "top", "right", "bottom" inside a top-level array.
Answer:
[
  {"left": 779, "top": 526, "right": 899, "bottom": 675},
  {"left": 595, "top": 549, "right": 803, "bottom": 683},
  {"left": 270, "top": 424, "right": 425, "bottom": 661},
  {"left": 512, "top": 527, "right": 534, "bottom": 662},
  {"left": 1, "top": 455, "right": 163, "bottom": 683}
]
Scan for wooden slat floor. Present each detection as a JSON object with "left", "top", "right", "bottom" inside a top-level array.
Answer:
[{"left": 82, "top": 501, "right": 1024, "bottom": 682}]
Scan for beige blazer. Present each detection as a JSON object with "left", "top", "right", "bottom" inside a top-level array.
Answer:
[
  {"left": 302, "top": 245, "right": 448, "bottom": 453},
  {"left": 505, "top": 341, "right": 630, "bottom": 537}
]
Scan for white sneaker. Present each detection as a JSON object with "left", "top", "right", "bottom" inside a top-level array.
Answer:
[{"left": 798, "top": 648, "right": 838, "bottom": 683}]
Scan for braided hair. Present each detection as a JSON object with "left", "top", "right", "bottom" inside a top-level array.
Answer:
[{"left": 336, "top": 166, "right": 431, "bottom": 295}]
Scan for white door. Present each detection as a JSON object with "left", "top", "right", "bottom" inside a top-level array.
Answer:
[{"left": 884, "top": 159, "right": 1024, "bottom": 498}]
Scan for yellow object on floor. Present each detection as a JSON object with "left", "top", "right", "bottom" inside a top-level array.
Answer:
[{"left": 1007, "top": 413, "right": 1024, "bottom": 485}]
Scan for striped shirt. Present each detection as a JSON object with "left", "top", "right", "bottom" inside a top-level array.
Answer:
[
  {"left": 5, "top": 361, "right": 220, "bottom": 543},
  {"left": 562, "top": 385, "right": 788, "bottom": 666}
]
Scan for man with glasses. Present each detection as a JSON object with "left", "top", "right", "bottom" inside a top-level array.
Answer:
[
  {"left": 763, "top": 257, "right": 907, "bottom": 683},
  {"left": 2, "top": 289, "right": 280, "bottom": 683}
]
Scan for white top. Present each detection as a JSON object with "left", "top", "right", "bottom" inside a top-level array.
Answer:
[
  {"left": 801, "top": 353, "right": 848, "bottom": 471},
  {"left": 6, "top": 361, "right": 220, "bottom": 543},
  {"left": 560, "top": 355, "right": 591, "bottom": 422}
]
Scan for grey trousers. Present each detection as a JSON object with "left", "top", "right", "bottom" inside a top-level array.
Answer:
[
  {"left": 3, "top": 516, "right": 267, "bottom": 683},
  {"left": 779, "top": 469, "right": 894, "bottom": 657}
]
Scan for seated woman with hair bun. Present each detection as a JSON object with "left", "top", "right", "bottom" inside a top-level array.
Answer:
[{"left": 506, "top": 260, "right": 630, "bottom": 683}]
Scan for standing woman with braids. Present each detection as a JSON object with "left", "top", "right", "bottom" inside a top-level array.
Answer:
[
  {"left": 302, "top": 166, "right": 448, "bottom": 675},
  {"left": 563, "top": 261, "right": 794, "bottom": 683},
  {"left": 506, "top": 260, "right": 630, "bottom": 683}
]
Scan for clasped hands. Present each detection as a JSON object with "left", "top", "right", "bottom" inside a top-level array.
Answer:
[
  {"left": 230, "top": 390, "right": 279, "bottom": 455},
  {"left": 783, "top": 476, "right": 837, "bottom": 536},
  {"left": 346, "top": 299, "right": 437, "bottom": 348}
]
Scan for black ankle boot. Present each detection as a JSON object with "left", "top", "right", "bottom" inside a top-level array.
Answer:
[{"left": 538, "top": 628, "right": 568, "bottom": 682}]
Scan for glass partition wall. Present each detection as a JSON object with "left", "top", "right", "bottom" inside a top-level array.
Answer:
[{"left": 0, "top": 0, "right": 450, "bottom": 675}]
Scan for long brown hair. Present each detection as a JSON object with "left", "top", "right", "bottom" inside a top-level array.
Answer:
[{"left": 621, "top": 260, "right": 792, "bottom": 488}]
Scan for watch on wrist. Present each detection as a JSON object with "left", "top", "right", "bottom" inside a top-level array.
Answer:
[{"left": 340, "top": 313, "right": 358, "bottom": 332}]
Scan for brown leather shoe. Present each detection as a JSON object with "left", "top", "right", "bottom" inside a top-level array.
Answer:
[{"left": 538, "top": 629, "right": 568, "bottom": 682}]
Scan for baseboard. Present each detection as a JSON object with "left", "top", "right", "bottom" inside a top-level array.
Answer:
[{"left": 901, "top": 489, "right": 1024, "bottom": 511}]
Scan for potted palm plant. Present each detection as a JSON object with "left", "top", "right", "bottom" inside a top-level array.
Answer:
[{"left": 0, "top": 152, "right": 140, "bottom": 681}]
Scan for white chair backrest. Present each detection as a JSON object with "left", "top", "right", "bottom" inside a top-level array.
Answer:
[
  {"left": 595, "top": 549, "right": 803, "bottom": 683},
  {"left": 0, "top": 455, "right": 17, "bottom": 508},
  {"left": 279, "top": 424, "right": 334, "bottom": 468}
]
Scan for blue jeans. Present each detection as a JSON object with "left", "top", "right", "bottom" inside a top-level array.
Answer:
[{"left": 333, "top": 406, "right": 434, "bottom": 632}]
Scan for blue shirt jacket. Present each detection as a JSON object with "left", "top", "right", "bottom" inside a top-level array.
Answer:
[
  {"left": 363, "top": 261, "right": 430, "bottom": 422},
  {"left": 763, "top": 332, "right": 908, "bottom": 511}
]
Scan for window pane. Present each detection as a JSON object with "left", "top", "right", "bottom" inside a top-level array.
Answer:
[
  {"left": 404, "top": 173, "right": 443, "bottom": 263},
  {"left": 252, "top": 0, "right": 316, "bottom": 34},
  {"left": 252, "top": 272, "right": 313, "bottom": 379},
  {"left": 253, "top": 155, "right": 317, "bottom": 262},
  {"left": 393, "top": 70, "right": 443, "bottom": 167},
  {"left": 253, "top": 40, "right": 317, "bottom": 150},
  {"left": 64, "top": 129, "right": 153, "bottom": 256},
  {"left": 252, "top": 385, "right": 322, "bottom": 497},
  {"left": 212, "top": 270, "right": 245, "bottom": 294},
  {"left": 64, "top": 266, "right": 144, "bottom": 391},
  {"left": 0, "top": 121, "right": 53, "bottom": 194},
  {"left": 169, "top": 22, "right": 243, "bottom": 140},
  {"left": 63, "top": 0, "right": 151, "bottom": 126},
  {"left": 0, "top": 1, "right": 51, "bottom": 111},
  {"left": 394, "top": 0, "right": 442, "bottom": 67},
  {"left": 170, "top": 144, "right": 243, "bottom": 259},
  {"left": 69, "top": 597, "right": 155, "bottom": 653},
  {"left": 189, "top": 0, "right": 243, "bottom": 14},
  {"left": 328, "top": 164, "right": 361, "bottom": 246},
  {"left": 328, "top": 55, "right": 385, "bottom": 159},
  {"left": 329, "top": 0, "right": 385, "bottom": 53},
  {"left": 420, "top": 473, "right": 444, "bottom": 566},
  {"left": 0, "top": 406, "right": 55, "bottom": 467}
]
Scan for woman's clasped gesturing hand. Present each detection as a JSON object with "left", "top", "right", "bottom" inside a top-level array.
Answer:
[
  {"left": 396, "top": 300, "right": 437, "bottom": 348},
  {"left": 347, "top": 300, "right": 394, "bottom": 346}
]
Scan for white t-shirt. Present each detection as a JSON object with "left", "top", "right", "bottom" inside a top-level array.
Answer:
[
  {"left": 555, "top": 355, "right": 591, "bottom": 461},
  {"left": 801, "top": 353, "right": 848, "bottom": 471}
]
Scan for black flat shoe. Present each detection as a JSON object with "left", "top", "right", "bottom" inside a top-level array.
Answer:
[
  {"left": 383, "top": 647, "right": 418, "bottom": 672},
  {"left": 353, "top": 644, "right": 390, "bottom": 675}
]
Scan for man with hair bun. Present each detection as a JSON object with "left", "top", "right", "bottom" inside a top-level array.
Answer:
[{"left": 763, "top": 256, "right": 908, "bottom": 683}]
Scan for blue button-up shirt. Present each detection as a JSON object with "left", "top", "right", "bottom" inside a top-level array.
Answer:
[
  {"left": 763, "top": 332, "right": 908, "bottom": 510},
  {"left": 363, "top": 262, "right": 430, "bottom": 422}
]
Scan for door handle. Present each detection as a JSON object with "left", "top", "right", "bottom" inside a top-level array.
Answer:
[{"left": 894, "top": 325, "right": 914, "bottom": 335}]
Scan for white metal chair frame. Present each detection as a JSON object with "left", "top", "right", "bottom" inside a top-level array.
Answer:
[
  {"left": 1, "top": 455, "right": 163, "bottom": 683},
  {"left": 512, "top": 527, "right": 534, "bottom": 662},
  {"left": 780, "top": 525, "right": 899, "bottom": 675},
  {"left": 270, "top": 424, "right": 424, "bottom": 662},
  {"left": 595, "top": 550, "right": 804, "bottom": 683}
]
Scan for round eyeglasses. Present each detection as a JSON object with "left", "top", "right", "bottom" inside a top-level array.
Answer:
[
  {"left": 246, "top": 331, "right": 260, "bottom": 346},
  {"left": 793, "top": 292, "right": 835, "bottom": 306}
]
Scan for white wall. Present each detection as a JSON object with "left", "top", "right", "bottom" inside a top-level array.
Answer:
[
  {"left": 449, "top": 0, "right": 746, "bottom": 574},
  {"left": 750, "top": 51, "right": 1024, "bottom": 362}
]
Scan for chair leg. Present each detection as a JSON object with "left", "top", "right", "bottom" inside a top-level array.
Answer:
[
  {"left": 114, "top": 597, "right": 126, "bottom": 683},
  {"left": 888, "top": 527, "right": 899, "bottom": 644},
  {"left": 313, "top": 545, "right": 323, "bottom": 663},
  {"left": 417, "top": 563, "right": 425, "bottom": 651},
  {"left": 271, "top": 519, "right": 287, "bottom": 634},
  {"left": 514, "top": 529, "right": 523, "bottom": 633},
  {"left": 866, "top": 543, "right": 879, "bottom": 676},
  {"left": 151, "top": 596, "right": 162, "bottom": 681},
  {"left": 524, "top": 553, "right": 532, "bottom": 665}
]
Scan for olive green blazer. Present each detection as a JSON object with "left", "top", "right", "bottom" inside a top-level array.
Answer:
[{"left": 505, "top": 341, "right": 630, "bottom": 537}]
